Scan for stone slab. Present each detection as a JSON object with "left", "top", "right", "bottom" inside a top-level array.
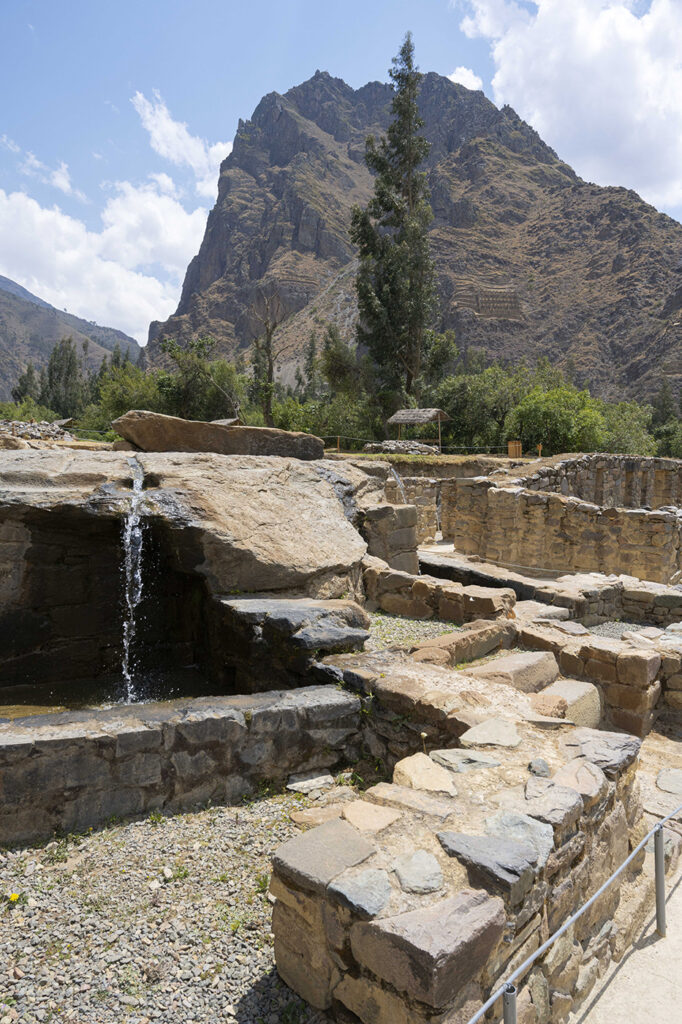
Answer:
[
  {"left": 541, "top": 679, "right": 602, "bottom": 728},
  {"left": 286, "top": 770, "right": 335, "bottom": 794},
  {"left": 393, "top": 850, "right": 443, "bottom": 894},
  {"left": 467, "top": 651, "right": 559, "bottom": 693},
  {"left": 485, "top": 811, "right": 555, "bottom": 868},
  {"left": 437, "top": 831, "right": 537, "bottom": 903},
  {"left": 430, "top": 749, "right": 501, "bottom": 773},
  {"left": 459, "top": 719, "right": 521, "bottom": 748},
  {"left": 272, "top": 818, "right": 376, "bottom": 895},
  {"left": 342, "top": 800, "right": 403, "bottom": 833},
  {"left": 363, "top": 783, "right": 458, "bottom": 822},
  {"left": 349, "top": 889, "right": 505, "bottom": 1007},
  {"left": 328, "top": 868, "right": 392, "bottom": 919},
  {"left": 562, "top": 728, "right": 641, "bottom": 777},
  {"left": 393, "top": 752, "right": 458, "bottom": 797}
]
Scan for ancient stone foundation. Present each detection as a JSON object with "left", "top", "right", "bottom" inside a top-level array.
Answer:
[
  {"left": 440, "top": 456, "right": 682, "bottom": 583},
  {"left": 270, "top": 726, "right": 655, "bottom": 1024},
  {"left": 0, "top": 686, "right": 360, "bottom": 847}
]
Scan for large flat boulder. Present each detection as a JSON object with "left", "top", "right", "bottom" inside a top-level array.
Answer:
[
  {"left": 0, "top": 450, "right": 373, "bottom": 687},
  {"left": 112, "top": 409, "right": 324, "bottom": 460}
]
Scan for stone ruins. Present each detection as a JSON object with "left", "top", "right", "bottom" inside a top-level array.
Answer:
[{"left": 2, "top": 423, "right": 682, "bottom": 1024}]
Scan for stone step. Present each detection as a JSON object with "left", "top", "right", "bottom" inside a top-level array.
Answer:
[
  {"left": 537, "top": 679, "right": 603, "bottom": 728},
  {"left": 467, "top": 650, "right": 559, "bottom": 693}
]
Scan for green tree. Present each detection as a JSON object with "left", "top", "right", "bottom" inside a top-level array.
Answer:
[
  {"left": 11, "top": 361, "right": 40, "bottom": 403},
  {"left": 350, "top": 32, "right": 436, "bottom": 396},
  {"left": 652, "top": 379, "right": 678, "bottom": 428},
  {"left": 38, "top": 337, "right": 91, "bottom": 417},
  {"left": 159, "top": 336, "right": 247, "bottom": 420},
  {"left": 503, "top": 385, "right": 605, "bottom": 455},
  {"left": 599, "top": 400, "right": 655, "bottom": 455}
]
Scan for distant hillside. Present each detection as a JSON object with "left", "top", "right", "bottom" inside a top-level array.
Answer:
[
  {"left": 0, "top": 277, "right": 141, "bottom": 400},
  {"left": 148, "top": 70, "right": 682, "bottom": 401}
]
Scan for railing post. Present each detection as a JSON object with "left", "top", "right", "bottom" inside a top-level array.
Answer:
[
  {"left": 503, "top": 983, "right": 517, "bottom": 1024},
  {"left": 655, "top": 823, "right": 667, "bottom": 937}
]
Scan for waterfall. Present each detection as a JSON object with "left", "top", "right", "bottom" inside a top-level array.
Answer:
[
  {"left": 436, "top": 483, "right": 442, "bottom": 537},
  {"left": 121, "top": 457, "right": 146, "bottom": 703},
  {"left": 389, "top": 466, "right": 408, "bottom": 504}
]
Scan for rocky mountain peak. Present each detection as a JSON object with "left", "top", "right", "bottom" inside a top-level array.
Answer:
[{"left": 148, "top": 71, "right": 682, "bottom": 400}]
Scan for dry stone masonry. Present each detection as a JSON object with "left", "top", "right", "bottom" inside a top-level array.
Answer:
[
  {"left": 2, "top": 441, "right": 682, "bottom": 1024},
  {"left": 270, "top": 718, "right": 657, "bottom": 1024},
  {"left": 439, "top": 455, "right": 682, "bottom": 583},
  {"left": 0, "top": 686, "right": 361, "bottom": 847}
]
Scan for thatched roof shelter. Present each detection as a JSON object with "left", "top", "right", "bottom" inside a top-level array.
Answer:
[
  {"left": 387, "top": 408, "right": 450, "bottom": 425},
  {"left": 387, "top": 408, "right": 450, "bottom": 449}
]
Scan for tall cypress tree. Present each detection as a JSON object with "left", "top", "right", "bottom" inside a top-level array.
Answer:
[{"left": 350, "top": 32, "right": 436, "bottom": 397}]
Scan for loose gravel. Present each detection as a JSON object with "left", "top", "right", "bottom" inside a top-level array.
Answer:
[
  {"left": 0, "top": 792, "right": 336, "bottom": 1024},
  {"left": 366, "top": 610, "right": 459, "bottom": 651},
  {"left": 587, "top": 620, "right": 647, "bottom": 640}
]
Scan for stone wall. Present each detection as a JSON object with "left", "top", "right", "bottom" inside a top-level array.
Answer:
[
  {"left": 420, "top": 554, "right": 682, "bottom": 627},
  {"left": 384, "top": 476, "right": 440, "bottom": 542},
  {"left": 525, "top": 454, "right": 682, "bottom": 510},
  {"left": 441, "top": 478, "right": 682, "bottom": 583},
  {"left": 0, "top": 686, "right": 361, "bottom": 847},
  {"left": 360, "top": 505, "right": 419, "bottom": 574},
  {"left": 269, "top": 723, "right": 653, "bottom": 1024},
  {"left": 363, "top": 562, "right": 516, "bottom": 623}
]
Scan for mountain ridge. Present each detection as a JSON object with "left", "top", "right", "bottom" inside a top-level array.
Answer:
[
  {"left": 147, "top": 70, "right": 682, "bottom": 400},
  {"left": 0, "top": 276, "right": 141, "bottom": 401}
]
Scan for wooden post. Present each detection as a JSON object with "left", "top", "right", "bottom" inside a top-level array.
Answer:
[
  {"left": 537, "top": 443, "right": 543, "bottom": 457},
  {"left": 438, "top": 417, "right": 442, "bottom": 453},
  {"left": 398, "top": 424, "right": 402, "bottom": 440},
  {"left": 337, "top": 435, "right": 340, "bottom": 453}
]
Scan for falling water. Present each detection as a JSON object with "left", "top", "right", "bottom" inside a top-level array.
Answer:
[
  {"left": 389, "top": 466, "right": 408, "bottom": 504},
  {"left": 121, "top": 457, "right": 146, "bottom": 702},
  {"left": 436, "top": 483, "right": 443, "bottom": 538}
]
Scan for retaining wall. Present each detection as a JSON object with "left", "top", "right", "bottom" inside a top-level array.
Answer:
[
  {"left": 384, "top": 476, "right": 440, "bottom": 543},
  {"left": 420, "top": 554, "right": 682, "bottom": 627},
  {"left": 441, "top": 478, "right": 682, "bottom": 584},
  {"left": 0, "top": 686, "right": 361, "bottom": 847},
  {"left": 270, "top": 723, "right": 656, "bottom": 1024},
  {"left": 525, "top": 454, "right": 682, "bottom": 509}
]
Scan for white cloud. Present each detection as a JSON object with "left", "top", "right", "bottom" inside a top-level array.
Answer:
[
  {"left": 12, "top": 146, "right": 88, "bottom": 202},
  {"left": 448, "top": 65, "right": 484, "bottom": 90},
  {"left": 1, "top": 134, "right": 20, "bottom": 154},
  {"left": 98, "top": 179, "right": 207, "bottom": 274},
  {"left": 0, "top": 181, "right": 207, "bottom": 342},
  {"left": 0, "top": 92, "right": 234, "bottom": 342},
  {"left": 132, "top": 90, "right": 232, "bottom": 198},
  {"left": 457, "top": 0, "right": 682, "bottom": 211}
]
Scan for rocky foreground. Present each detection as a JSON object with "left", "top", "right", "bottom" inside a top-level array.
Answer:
[{"left": 0, "top": 789, "right": 347, "bottom": 1024}]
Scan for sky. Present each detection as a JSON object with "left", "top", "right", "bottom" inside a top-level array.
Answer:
[{"left": 1, "top": 0, "right": 681, "bottom": 344}]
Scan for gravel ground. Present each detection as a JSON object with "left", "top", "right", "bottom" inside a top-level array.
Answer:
[
  {"left": 587, "top": 620, "right": 647, "bottom": 639},
  {"left": 0, "top": 792, "right": 337, "bottom": 1024},
  {"left": 366, "top": 610, "right": 459, "bottom": 651}
]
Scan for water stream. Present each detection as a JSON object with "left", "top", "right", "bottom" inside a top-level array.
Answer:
[
  {"left": 389, "top": 466, "right": 408, "bottom": 504},
  {"left": 121, "top": 457, "right": 146, "bottom": 702}
]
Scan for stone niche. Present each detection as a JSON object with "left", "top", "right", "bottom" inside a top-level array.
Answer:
[
  {"left": 0, "top": 505, "right": 208, "bottom": 693},
  {"left": 0, "top": 450, "right": 379, "bottom": 698}
]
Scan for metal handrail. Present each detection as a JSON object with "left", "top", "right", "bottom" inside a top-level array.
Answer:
[{"left": 466, "top": 799, "right": 682, "bottom": 1024}]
